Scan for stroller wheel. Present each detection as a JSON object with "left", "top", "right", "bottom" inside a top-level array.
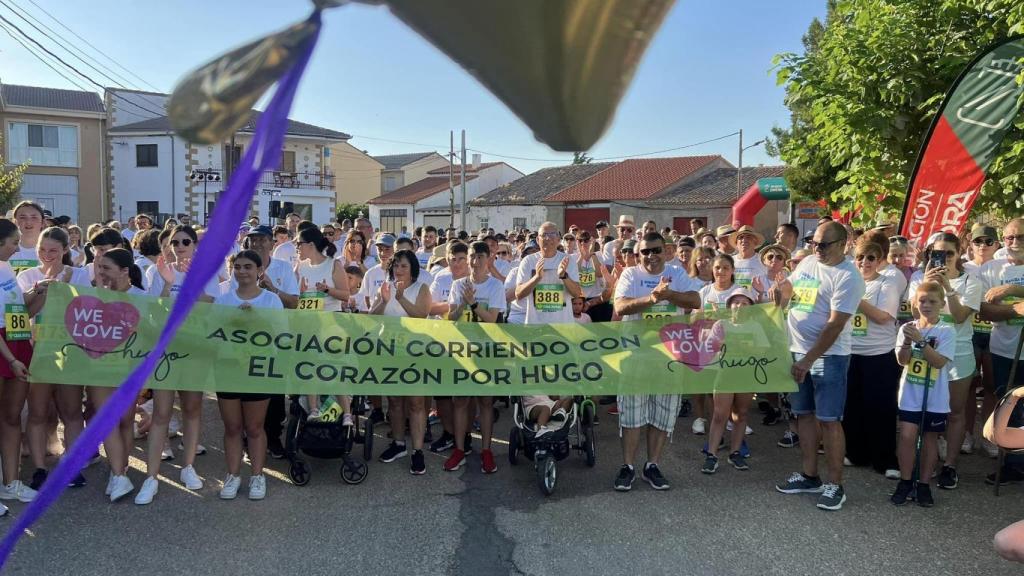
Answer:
[
  {"left": 341, "top": 458, "right": 368, "bottom": 484},
  {"left": 582, "top": 404, "right": 597, "bottom": 467},
  {"left": 536, "top": 453, "right": 556, "bottom": 496},
  {"left": 508, "top": 427, "right": 520, "bottom": 466},
  {"left": 289, "top": 460, "right": 311, "bottom": 486},
  {"left": 363, "top": 418, "right": 374, "bottom": 461}
]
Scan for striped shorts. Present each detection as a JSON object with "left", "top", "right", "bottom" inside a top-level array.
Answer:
[{"left": 616, "top": 394, "right": 681, "bottom": 433}]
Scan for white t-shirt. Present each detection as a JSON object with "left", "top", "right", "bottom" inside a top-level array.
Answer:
[
  {"left": 518, "top": 251, "right": 580, "bottom": 324},
  {"left": 9, "top": 244, "right": 39, "bottom": 275},
  {"left": 786, "top": 255, "right": 866, "bottom": 356},
  {"left": 698, "top": 283, "right": 746, "bottom": 313},
  {"left": 415, "top": 248, "right": 433, "bottom": 269},
  {"left": 575, "top": 313, "right": 592, "bottom": 324},
  {"left": 0, "top": 263, "right": 25, "bottom": 330},
  {"left": 16, "top": 265, "right": 91, "bottom": 292},
  {"left": 979, "top": 258, "right": 1024, "bottom": 360},
  {"left": 272, "top": 241, "right": 297, "bottom": 266},
  {"left": 895, "top": 321, "right": 956, "bottom": 413},
  {"left": 356, "top": 264, "right": 388, "bottom": 312},
  {"left": 448, "top": 275, "right": 506, "bottom": 322},
  {"left": 122, "top": 229, "right": 136, "bottom": 242},
  {"left": 907, "top": 269, "right": 983, "bottom": 353},
  {"left": 851, "top": 274, "right": 902, "bottom": 356},
  {"left": 576, "top": 254, "right": 605, "bottom": 299},
  {"left": 430, "top": 269, "right": 456, "bottom": 307},
  {"left": 732, "top": 254, "right": 768, "bottom": 294},
  {"left": 213, "top": 257, "right": 300, "bottom": 298},
  {"left": 504, "top": 267, "right": 527, "bottom": 325},
  {"left": 214, "top": 288, "right": 284, "bottom": 310},
  {"left": 614, "top": 265, "right": 700, "bottom": 321}
]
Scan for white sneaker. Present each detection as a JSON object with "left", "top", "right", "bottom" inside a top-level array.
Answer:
[
  {"left": 745, "top": 425, "right": 754, "bottom": 436},
  {"left": 726, "top": 420, "right": 733, "bottom": 432},
  {"left": 885, "top": 469, "right": 900, "bottom": 480},
  {"left": 0, "top": 501, "right": 7, "bottom": 516},
  {"left": 342, "top": 413, "right": 354, "bottom": 427},
  {"left": 0, "top": 481, "right": 37, "bottom": 503},
  {"left": 248, "top": 474, "right": 266, "bottom": 500},
  {"left": 108, "top": 475, "right": 134, "bottom": 502},
  {"left": 961, "top": 433, "right": 975, "bottom": 455},
  {"left": 179, "top": 465, "right": 203, "bottom": 490},
  {"left": 307, "top": 409, "right": 321, "bottom": 422},
  {"left": 982, "top": 438, "right": 1000, "bottom": 458},
  {"left": 843, "top": 457, "right": 852, "bottom": 466},
  {"left": 161, "top": 447, "right": 174, "bottom": 461},
  {"left": 168, "top": 415, "right": 181, "bottom": 437},
  {"left": 177, "top": 442, "right": 207, "bottom": 456},
  {"left": 692, "top": 418, "right": 707, "bottom": 435},
  {"left": 105, "top": 473, "right": 115, "bottom": 496},
  {"left": 219, "top": 474, "right": 241, "bottom": 500},
  {"left": 135, "top": 477, "right": 158, "bottom": 505},
  {"left": 938, "top": 437, "right": 948, "bottom": 461}
]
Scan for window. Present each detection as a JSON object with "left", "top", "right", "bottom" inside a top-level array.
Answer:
[
  {"left": 137, "top": 201, "right": 159, "bottom": 220},
  {"left": 281, "top": 150, "right": 296, "bottom": 173},
  {"left": 478, "top": 218, "right": 488, "bottom": 231},
  {"left": 512, "top": 217, "right": 527, "bottom": 231},
  {"left": 136, "top": 144, "right": 158, "bottom": 167},
  {"left": 379, "top": 208, "right": 408, "bottom": 235},
  {"left": 8, "top": 122, "right": 78, "bottom": 167},
  {"left": 382, "top": 173, "right": 401, "bottom": 193}
]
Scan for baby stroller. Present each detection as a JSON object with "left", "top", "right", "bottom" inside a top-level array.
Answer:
[
  {"left": 507, "top": 397, "right": 597, "bottom": 495},
  {"left": 285, "top": 395, "right": 374, "bottom": 486}
]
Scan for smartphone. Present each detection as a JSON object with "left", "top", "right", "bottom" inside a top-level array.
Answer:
[{"left": 928, "top": 249, "right": 948, "bottom": 270}]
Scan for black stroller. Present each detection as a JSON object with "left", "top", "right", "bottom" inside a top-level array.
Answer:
[
  {"left": 507, "top": 397, "right": 596, "bottom": 495},
  {"left": 285, "top": 395, "right": 374, "bottom": 486}
]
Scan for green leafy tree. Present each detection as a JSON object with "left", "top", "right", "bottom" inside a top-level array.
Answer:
[
  {"left": 0, "top": 135, "right": 27, "bottom": 213},
  {"left": 572, "top": 151, "right": 593, "bottom": 164},
  {"left": 335, "top": 203, "right": 367, "bottom": 223},
  {"left": 771, "top": 0, "right": 1024, "bottom": 223}
]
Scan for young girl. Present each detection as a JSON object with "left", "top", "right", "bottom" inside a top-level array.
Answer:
[
  {"left": 91, "top": 248, "right": 147, "bottom": 501},
  {"left": 213, "top": 250, "right": 283, "bottom": 500},
  {"left": 891, "top": 282, "right": 956, "bottom": 507},
  {"left": 67, "top": 225, "right": 86, "bottom": 266}
]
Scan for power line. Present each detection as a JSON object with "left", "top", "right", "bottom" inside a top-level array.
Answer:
[
  {"left": 465, "top": 131, "right": 741, "bottom": 163},
  {"left": 0, "top": 19, "right": 91, "bottom": 93},
  {"left": 21, "top": 0, "right": 161, "bottom": 92}
]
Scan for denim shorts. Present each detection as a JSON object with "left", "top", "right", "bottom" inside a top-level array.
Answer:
[{"left": 789, "top": 353, "right": 850, "bottom": 422}]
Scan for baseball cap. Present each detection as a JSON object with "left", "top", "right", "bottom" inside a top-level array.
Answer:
[
  {"left": 246, "top": 225, "right": 274, "bottom": 237},
  {"left": 622, "top": 239, "right": 637, "bottom": 254},
  {"left": 374, "top": 233, "right": 396, "bottom": 247},
  {"left": 971, "top": 224, "right": 998, "bottom": 241}
]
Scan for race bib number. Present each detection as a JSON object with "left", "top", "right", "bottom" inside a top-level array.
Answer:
[
  {"left": 318, "top": 396, "right": 342, "bottom": 423},
  {"left": 897, "top": 300, "right": 912, "bottom": 323},
  {"left": 643, "top": 302, "right": 678, "bottom": 319},
  {"left": 459, "top": 303, "right": 487, "bottom": 322},
  {"left": 789, "top": 279, "right": 820, "bottom": 313},
  {"left": 906, "top": 348, "right": 939, "bottom": 388},
  {"left": 4, "top": 304, "right": 29, "bottom": 341},
  {"left": 9, "top": 259, "right": 37, "bottom": 275},
  {"left": 533, "top": 284, "right": 564, "bottom": 312},
  {"left": 939, "top": 313, "right": 954, "bottom": 325},
  {"left": 298, "top": 291, "right": 326, "bottom": 311},
  {"left": 972, "top": 313, "right": 992, "bottom": 334},
  {"left": 851, "top": 312, "right": 868, "bottom": 337},
  {"left": 1007, "top": 297, "right": 1024, "bottom": 326},
  {"left": 579, "top": 270, "right": 596, "bottom": 288},
  {"left": 735, "top": 273, "right": 753, "bottom": 290}
]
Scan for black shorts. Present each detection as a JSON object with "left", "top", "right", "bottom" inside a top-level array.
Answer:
[
  {"left": 898, "top": 409, "right": 947, "bottom": 433},
  {"left": 217, "top": 392, "right": 272, "bottom": 402},
  {"left": 973, "top": 332, "right": 991, "bottom": 353}
]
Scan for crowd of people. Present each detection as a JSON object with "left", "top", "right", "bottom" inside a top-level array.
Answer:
[{"left": 0, "top": 201, "right": 1020, "bottom": 525}]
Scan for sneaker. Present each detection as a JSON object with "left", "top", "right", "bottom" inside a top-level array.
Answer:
[
  {"left": 306, "top": 409, "right": 321, "bottom": 422},
  {"left": 916, "top": 482, "right": 934, "bottom": 507},
  {"left": 701, "top": 453, "right": 719, "bottom": 474},
  {"left": 960, "top": 433, "right": 974, "bottom": 455},
  {"left": 168, "top": 415, "right": 181, "bottom": 437},
  {"left": 936, "top": 465, "right": 958, "bottom": 490},
  {"left": 369, "top": 408, "right": 385, "bottom": 424},
  {"left": 219, "top": 474, "right": 241, "bottom": 499},
  {"left": 607, "top": 404, "right": 620, "bottom": 416},
  {"left": 179, "top": 465, "right": 203, "bottom": 490},
  {"left": 817, "top": 443, "right": 825, "bottom": 455},
  {"left": 678, "top": 399, "right": 692, "bottom": 418},
  {"left": 248, "top": 474, "right": 267, "bottom": 500},
  {"left": 642, "top": 462, "right": 670, "bottom": 490},
  {"left": 728, "top": 451, "right": 749, "bottom": 471},
  {"left": 890, "top": 479, "right": 913, "bottom": 505},
  {"left": 534, "top": 426, "right": 551, "bottom": 438},
  {"left": 739, "top": 439, "right": 751, "bottom": 459},
  {"left": 843, "top": 457, "right": 852, "bottom": 467},
  {"left": 176, "top": 442, "right": 207, "bottom": 456},
  {"left": 0, "top": 480, "right": 37, "bottom": 503},
  {"left": 985, "top": 466, "right": 1024, "bottom": 485},
  {"left": 161, "top": 447, "right": 174, "bottom": 461},
  {"left": 267, "top": 436, "right": 285, "bottom": 459},
  {"left": 379, "top": 441, "right": 408, "bottom": 463},
  {"left": 481, "top": 449, "right": 497, "bottom": 474},
  {"left": 777, "top": 431, "right": 799, "bottom": 448},
  {"left": 746, "top": 425, "right": 753, "bottom": 436},
  {"left": 776, "top": 472, "right": 824, "bottom": 494},
  {"left": 108, "top": 475, "right": 133, "bottom": 502},
  {"left": 68, "top": 472, "right": 87, "bottom": 488},
  {"left": 135, "top": 477, "right": 159, "bottom": 505},
  {"left": 464, "top": 434, "right": 473, "bottom": 455},
  {"left": 614, "top": 465, "right": 636, "bottom": 491},
  {"left": 816, "top": 483, "right": 846, "bottom": 511},
  {"left": 105, "top": 473, "right": 115, "bottom": 496},
  {"left": 884, "top": 469, "right": 901, "bottom": 480},
  {"left": 29, "top": 468, "right": 46, "bottom": 491},
  {"left": 762, "top": 409, "right": 782, "bottom": 426},
  {"left": 691, "top": 417, "right": 707, "bottom": 435},
  {"left": 937, "top": 437, "right": 948, "bottom": 461},
  {"left": 551, "top": 408, "right": 567, "bottom": 423},
  {"left": 0, "top": 502, "right": 8, "bottom": 516},
  {"left": 429, "top": 432, "right": 454, "bottom": 454},
  {"left": 443, "top": 448, "right": 466, "bottom": 471},
  {"left": 981, "top": 438, "right": 1000, "bottom": 458},
  {"left": 342, "top": 413, "right": 354, "bottom": 427},
  {"left": 410, "top": 450, "right": 426, "bottom": 475}
]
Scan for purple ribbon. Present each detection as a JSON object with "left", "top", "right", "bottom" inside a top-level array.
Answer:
[{"left": 0, "top": 12, "right": 321, "bottom": 566}]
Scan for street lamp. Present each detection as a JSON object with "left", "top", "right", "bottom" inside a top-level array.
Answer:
[{"left": 189, "top": 169, "right": 222, "bottom": 225}]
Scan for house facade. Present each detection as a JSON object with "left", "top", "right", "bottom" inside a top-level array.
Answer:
[
  {"left": 1, "top": 83, "right": 106, "bottom": 223},
  {"left": 329, "top": 142, "right": 383, "bottom": 206},
  {"left": 372, "top": 152, "right": 448, "bottom": 194}
]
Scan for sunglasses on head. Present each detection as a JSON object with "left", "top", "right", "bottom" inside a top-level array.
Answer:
[
  {"left": 855, "top": 254, "right": 878, "bottom": 262},
  {"left": 170, "top": 239, "right": 193, "bottom": 247},
  {"left": 972, "top": 238, "right": 995, "bottom": 246},
  {"left": 639, "top": 247, "right": 663, "bottom": 256}
]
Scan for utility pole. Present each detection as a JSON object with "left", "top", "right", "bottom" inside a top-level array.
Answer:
[
  {"left": 448, "top": 130, "right": 454, "bottom": 230},
  {"left": 737, "top": 129, "right": 743, "bottom": 199},
  {"left": 460, "top": 129, "right": 467, "bottom": 232}
]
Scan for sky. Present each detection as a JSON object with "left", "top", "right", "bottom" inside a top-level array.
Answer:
[{"left": 0, "top": 0, "right": 827, "bottom": 175}]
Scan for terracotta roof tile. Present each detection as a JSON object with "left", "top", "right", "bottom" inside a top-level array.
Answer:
[
  {"left": 368, "top": 175, "right": 477, "bottom": 205},
  {"left": 471, "top": 163, "right": 614, "bottom": 206},
  {"left": 544, "top": 155, "right": 720, "bottom": 202},
  {"left": 649, "top": 166, "right": 786, "bottom": 206}
]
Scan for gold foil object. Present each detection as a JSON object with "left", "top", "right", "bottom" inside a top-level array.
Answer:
[{"left": 167, "top": 17, "right": 322, "bottom": 144}]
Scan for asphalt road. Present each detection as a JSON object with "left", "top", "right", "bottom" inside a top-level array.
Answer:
[{"left": 2, "top": 397, "right": 1021, "bottom": 576}]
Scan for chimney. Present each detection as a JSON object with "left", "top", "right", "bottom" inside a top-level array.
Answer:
[{"left": 472, "top": 153, "right": 481, "bottom": 170}]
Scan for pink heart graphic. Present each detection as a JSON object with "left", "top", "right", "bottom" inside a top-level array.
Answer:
[
  {"left": 659, "top": 319, "right": 721, "bottom": 372},
  {"left": 64, "top": 296, "right": 140, "bottom": 359}
]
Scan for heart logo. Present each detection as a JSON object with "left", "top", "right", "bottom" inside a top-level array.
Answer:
[
  {"left": 64, "top": 296, "right": 140, "bottom": 359},
  {"left": 659, "top": 319, "right": 721, "bottom": 372}
]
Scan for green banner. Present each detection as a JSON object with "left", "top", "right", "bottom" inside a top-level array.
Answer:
[{"left": 29, "top": 284, "right": 796, "bottom": 396}]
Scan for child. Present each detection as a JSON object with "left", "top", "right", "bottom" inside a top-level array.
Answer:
[
  {"left": 891, "top": 281, "right": 956, "bottom": 507},
  {"left": 572, "top": 296, "right": 592, "bottom": 323},
  {"left": 523, "top": 396, "right": 575, "bottom": 437}
]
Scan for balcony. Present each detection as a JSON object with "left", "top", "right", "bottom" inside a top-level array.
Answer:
[{"left": 191, "top": 169, "right": 334, "bottom": 191}]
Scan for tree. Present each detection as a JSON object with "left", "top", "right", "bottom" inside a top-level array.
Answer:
[
  {"left": 335, "top": 203, "right": 367, "bottom": 223},
  {"left": 572, "top": 151, "right": 593, "bottom": 164},
  {"left": 771, "top": 0, "right": 1024, "bottom": 223},
  {"left": 0, "top": 135, "right": 27, "bottom": 212}
]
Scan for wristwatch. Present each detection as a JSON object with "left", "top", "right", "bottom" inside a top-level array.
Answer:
[{"left": 558, "top": 272, "right": 568, "bottom": 280}]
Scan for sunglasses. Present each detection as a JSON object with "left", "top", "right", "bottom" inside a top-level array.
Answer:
[
  {"left": 496, "top": 251, "right": 508, "bottom": 256},
  {"left": 855, "top": 254, "right": 878, "bottom": 262},
  {"left": 764, "top": 253, "right": 785, "bottom": 261},
  {"left": 619, "top": 227, "right": 634, "bottom": 234},
  {"left": 972, "top": 238, "right": 995, "bottom": 246},
  {"left": 639, "top": 247, "right": 663, "bottom": 256},
  {"left": 807, "top": 239, "right": 841, "bottom": 251},
  {"left": 295, "top": 240, "right": 311, "bottom": 246},
  {"left": 170, "top": 239, "right": 193, "bottom": 248}
]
